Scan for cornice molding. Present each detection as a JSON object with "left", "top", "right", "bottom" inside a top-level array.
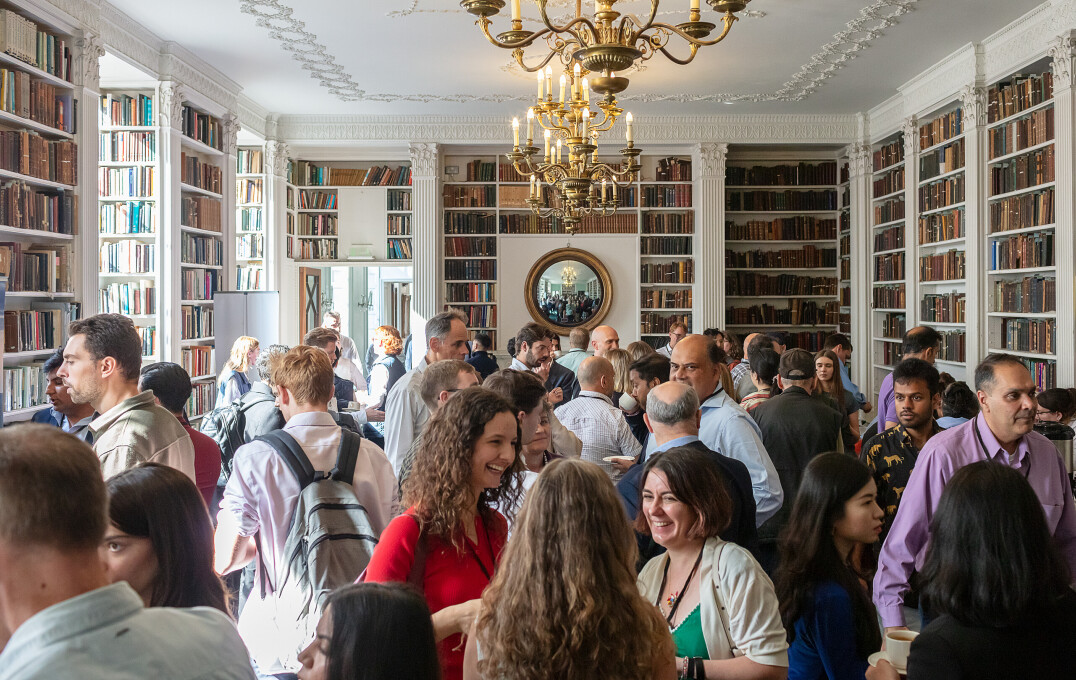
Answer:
[
  {"left": 898, "top": 43, "right": 978, "bottom": 117},
  {"left": 99, "top": 0, "right": 159, "bottom": 78},
  {"left": 982, "top": 0, "right": 1062, "bottom": 82},
  {"left": 158, "top": 45, "right": 239, "bottom": 114},
  {"left": 238, "top": 96, "right": 270, "bottom": 139},
  {"left": 157, "top": 80, "right": 186, "bottom": 130}
]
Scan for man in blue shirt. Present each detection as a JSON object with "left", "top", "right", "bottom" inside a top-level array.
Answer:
[
  {"left": 31, "top": 348, "right": 95, "bottom": 441},
  {"left": 824, "top": 333, "right": 873, "bottom": 414}
]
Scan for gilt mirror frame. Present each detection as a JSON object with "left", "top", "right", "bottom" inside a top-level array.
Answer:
[{"left": 524, "top": 248, "right": 613, "bottom": 336}]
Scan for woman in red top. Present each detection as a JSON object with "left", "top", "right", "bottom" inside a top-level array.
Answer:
[{"left": 363, "top": 387, "right": 523, "bottom": 680}]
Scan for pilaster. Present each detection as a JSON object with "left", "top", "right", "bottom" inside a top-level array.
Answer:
[
  {"left": 901, "top": 116, "right": 919, "bottom": 335},
  {"left": 265, "top": 140, "right": 291, "bottom": 293},
  {"left": 1050, "top": 31, "right": 1076, "bottom": 386},
  {"left": 409, "top": 142, "right": 440, "bottom": 353},
  {"left": 158, "top": 80, "right": 185, "bottom": 363},
  {"left": 76, "top": 30, "right": 104, "bottom": 315},
  {"left": 694, "top": 142, "right": 726, "bottom": 330},
  {"left": 222, "top": 113, "right": 240, "bottom": 292},
  {"left": 847, "top": 142, "right": 873, "bottom": 400},
  {"left": 959, "top": 84, "right": 987, "bottom": 373}
]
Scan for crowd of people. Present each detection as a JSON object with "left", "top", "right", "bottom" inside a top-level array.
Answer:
[
  {"left": 3, "top": 311, "right": 1076, "bottom": 680},
  {"left": 537, "top": 290, "right": 600, "bottom": 325}
]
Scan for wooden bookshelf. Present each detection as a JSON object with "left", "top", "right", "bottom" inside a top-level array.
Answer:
[
  {"left": 236, "top": 147, "right": 265, "bottom": 290},
  {"left": 639, "top": 155, "right": 694, "bottom": 348},
  {"left": 838, "top": 158, "right": 851, "bottom": 334}
]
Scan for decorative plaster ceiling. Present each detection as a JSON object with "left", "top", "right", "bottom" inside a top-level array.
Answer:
[{"left": 101, "top": 0, "right": 1048, "bottom": 117}]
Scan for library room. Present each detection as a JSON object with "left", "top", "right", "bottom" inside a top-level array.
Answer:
[{"left": 2, "top": 1, "right": 1076, "bottom": 679}]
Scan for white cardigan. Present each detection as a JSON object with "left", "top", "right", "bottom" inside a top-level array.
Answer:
[{"left": 637, "top": 537, "right": 789, "bottom": 667}]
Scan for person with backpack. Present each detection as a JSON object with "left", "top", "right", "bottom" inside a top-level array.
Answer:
[{"left": 215, "top": 345, "right": 399, "bottom": 679}]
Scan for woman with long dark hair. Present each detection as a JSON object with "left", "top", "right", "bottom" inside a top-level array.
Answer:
[
  {"left": 297, "top": 582, "right": 440, "bottom": 680},
  {"left": 100, "top": 463, "right": 228, "bottom": 613},
  {"left": 815, "top": 349, "right": 859, "bottom": 447},
  {"left": 775, "top": 453, "right": 883, "bottom": 680},
  {"left": 465, "top": 458, "right": 676, "bottom": 680},
  {"left": 363, "top": 387, "right": 524, "bottom": 680},
  {"left": 740, "top": 347, "right": 780, "bottom": 413},
  {"left": 868, "top": 462, "right": 1076, "bottom": 680}
]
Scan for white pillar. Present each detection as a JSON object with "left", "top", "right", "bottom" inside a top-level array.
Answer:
[
  {"left": 223, "top": 114, "right": 239, "bottom": 293},
  {"left": 265, "top": 140, "right": 291, "bottom": 293},
  {"left": 959, "top": 84, "right": 986, "bottom": 372},
  {"left": 1050, "top": 31, "right": 1075, "bottom": 387},
  {"left": 157, "top": 80, "right": 185, "bottom": 363},
  {"left": 902, "top": 116, "right": 919, "bottom": 330},
  {"left": 75, "top": 30, "right": 104, "bottom": 315},
  {"left": 847, "top": 142, "right": 872, "bottom": 396},
  {"left": 409, "top": 142, "right": 440, "bottom": 353},
  {"left": 694, "top": 142, "right": 727, "bottom": 330}
]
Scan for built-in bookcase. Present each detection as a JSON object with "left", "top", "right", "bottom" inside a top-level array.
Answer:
[
  {"left": 838, "top": 158, "right": 851, "bottom": 334},
  {"left": 236, "top": 147, "right": 265, "bottom": 290},
  {"left": 870, "top": 132, "right": 907, "bottom": 395},
  {"left": 724, "top": 152, "right": 841, "bottom": 351}
]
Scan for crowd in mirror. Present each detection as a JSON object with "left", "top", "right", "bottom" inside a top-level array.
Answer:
[{"left": 2, "top": 310, "right": 1075, "bottom": 680}]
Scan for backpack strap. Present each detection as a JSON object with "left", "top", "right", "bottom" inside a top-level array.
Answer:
[
  {"left": 334, "top": 429, "right": 362, "bottom": 483},
  {"left": 256, "top": 431, "right": 316, "bottom": 488}
]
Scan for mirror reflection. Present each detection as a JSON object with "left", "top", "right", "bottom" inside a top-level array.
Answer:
[{"left": 535, "top": 260, "right": 604, "bottom": 327}]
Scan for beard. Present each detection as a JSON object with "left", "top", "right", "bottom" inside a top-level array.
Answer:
[{"left": 66, "top": 377, "right": 103, "bottom": 407}]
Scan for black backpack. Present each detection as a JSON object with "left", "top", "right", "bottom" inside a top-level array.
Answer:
[{"left": 201, "top": 389, "right": 275, "bottom": 483}]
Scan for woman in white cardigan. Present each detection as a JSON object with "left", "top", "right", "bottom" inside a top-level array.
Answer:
[{"left": 636, "top": 446, "right": 789, "bottom": 680}]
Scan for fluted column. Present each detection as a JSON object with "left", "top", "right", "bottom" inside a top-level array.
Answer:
[
  {"left": 265, "top": 140, "right": 291, "bottom": 292},
  {"left": 901, "top": 116, "right": 919, "bottom": 330},
  {"left": 1050, "top": 32, "right": 1075, "bottom": 386},
  {"left": 75, "top": 30, "right": 104, "bottom": 315},
  {"left": 409, "top": 142, "right": 440, "bottom": 352},
  {"left": 847, "top": 142, "right": 872, "bottom": 398},
  {"left": 157, "top": 80, "right": 186, "bottom": 363},
  {"left": 959, "top": 84, "right": 986, "bottom": 373},
  {"left": 223, "top": 113, "right": 239, "bottom": 292},
  {"left": 694, "top": 142, "right": 727, "bottom": 330}
]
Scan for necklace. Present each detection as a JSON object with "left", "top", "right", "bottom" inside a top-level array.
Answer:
[{"left": 656, "top": 546, "right": 705, "bottom": 627}]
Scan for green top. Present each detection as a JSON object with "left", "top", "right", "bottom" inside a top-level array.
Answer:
[{"left": 671, "top": 604, "right": 709, "bottom": 660}]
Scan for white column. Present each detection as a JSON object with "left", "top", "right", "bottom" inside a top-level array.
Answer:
[
  {"left": 847, "top": 142, "right": 872, "bottom": 396},
  {"left": 959, "top": 84, "right": 986, "bottom": 371},
  {"left": 157, "top": 80, "right": 185, "bottom": 363},
  {"left": 1049, "top": 31, "right": 1075, "bottom": 386},
  {"left": 74, "top": 31, "right": 104, "bottom": 316},
  {"left": 265, "top": 140, "right": 291, "bottom": 293},
  {"left": 223, "top": 114, "right": 239, "bottom": 292},
  {"left": 901, "top": 116, "right": 919, "bottom": 328},
  {"left": 409, "top": 142, "right": 440, "bottom": 353},
  {"left": 694, "top": 142, "right": 727, "bottom": 330}
]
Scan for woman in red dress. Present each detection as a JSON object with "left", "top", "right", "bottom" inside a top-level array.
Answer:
[{"left": 363, "top": 387, "right": 524, "bottom": 680}]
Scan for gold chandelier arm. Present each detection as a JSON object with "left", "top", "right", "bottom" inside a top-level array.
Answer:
[
  {"left": 621, "top": 0, "right": 661, "bottom": 40},
  {"left": 649, "top": 14, "right": 736, "bottom": 47},
  {"left": 476, "top": 15, "right": 551, "bottom": 50},
  {"left": 513, "top": 47, "right": 563, "bottom": 73},
  {"left": 656, "top": 41, "right": 700, "bottom": 66}
]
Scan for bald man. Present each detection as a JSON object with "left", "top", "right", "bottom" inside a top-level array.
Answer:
[
  {"left": 589, "top": 325, "right": 620, "bottom": 358},
  {"left": 554, "top": 356, "right": 641, "bottom": 478}
]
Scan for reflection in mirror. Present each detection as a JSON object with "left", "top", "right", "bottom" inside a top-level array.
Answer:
[{"left": 535, "top": 260, "right": 603, "bottom": 327}]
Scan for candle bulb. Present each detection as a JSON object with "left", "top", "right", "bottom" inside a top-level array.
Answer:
[
  {"left": 537, "top": 71, "right": 544, "bottom": 100},
  {"left": 526, "top": 108, "right": 534, "bottom": 143},
  {"left": 544, "top": 130, "right": 551, "bottom": 160},
  {"left": 512, "top": 0, "right": 521, "bottom": 20},
  {"left": 612, "top": 180, "right": 618, "bottom": 199},
  {"left": 582, "top": 108, "right": 589, "bottom": 137},
  {"left": 582, "top": 77, "right": 590, "bottom": 104},
  {"left": 602, "top": 178, "right": 608, "bottom": 201},
  {"left": 530, "top": 174, "right": 537, "bottom": 198},
  {"left": 690, "top": 0, "right": 699, "bottom": 10},
  {"left": 559, "top": 75, "right": 566, "bottom": 104},
  {"left": 545, "top": 66, "right": 553, "bottom": 100},
  {"left": 573, "top": 63, "right": 581, "bottom": 99},
  {"left": 556, "top": 138, "right": 562, "bottom": 164},
  {"left": 625, "top": 112, "right": 634, "bottom": 143},
  {"left": 512, "top": 117, "right": 520, "bottom": 147}
]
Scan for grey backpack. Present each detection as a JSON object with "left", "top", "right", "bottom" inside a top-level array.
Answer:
[{"left": 255, "top": 429, "right": 378, "bottom": 665}]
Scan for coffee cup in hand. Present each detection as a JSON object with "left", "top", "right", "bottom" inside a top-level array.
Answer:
[{"left": 884, "top": 630, "right": 918, "bottom": 671}]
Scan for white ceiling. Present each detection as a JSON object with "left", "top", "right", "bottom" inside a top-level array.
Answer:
[{"left": 101, "top": 0, "right": 1046, "bottom": 118}]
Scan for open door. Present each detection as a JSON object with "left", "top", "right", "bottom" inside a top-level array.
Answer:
[
  {"left": 299, "top": 267, "right": 322, "bottom": 342},
  {"left": 384, "top": 281, "right": 411, "bottom": 338}
]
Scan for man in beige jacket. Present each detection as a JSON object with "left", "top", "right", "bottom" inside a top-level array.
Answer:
[{"left": 57, "top": 313, "right": 195, "bottom": 481}]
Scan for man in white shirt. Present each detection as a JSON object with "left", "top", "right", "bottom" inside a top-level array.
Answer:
[
  {"left": 555, "top": 356, "right": 641, "bottom": 478},
  {"left": 0, "top": 424, "right": 255, "bottom": 680},
  {"left": 382, "top": 310, "right": 470, "bottom": 475},
  {"left": 656, "top": 322, "right": 687, "bottom": 358},
  {"left": 216, "top": 345, "right": 398, "bottom": 677},
  {"left": 322, "top": 310, "right": 359, "bottom": 364}
]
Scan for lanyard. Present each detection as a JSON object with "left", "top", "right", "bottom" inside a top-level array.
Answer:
[
  {"left": 656, "top": 547, "right": 705, "bottom": 627},
  {"left": 464, "top": 518, "right": 494, "bottom": 582},
  {"left": 973, "top": 419, "right": 1031, "bottom": 479}
]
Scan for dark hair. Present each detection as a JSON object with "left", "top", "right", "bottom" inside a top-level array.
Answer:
[
  {"left": 43, "top": 347, "right": 64, "bottom": 375},
  {"left": 1037, "top": 388, "right": 1076, "bottom": 422},
  {"left": 473, "top": 332, "right": 492, "bottom": 351},
  {"left": 745, "top": 333, "right": 777, "bottom": 366},
  {"left": 69, "top": 313, "right": 143, "bottom": 382},
  {"left": 723, "top": 331, "right": 743, "bottom": 361},
  {"left": 941, "top": 381, "right": 978, "bottom": 419},
  {"left": 634, "top": 447, "right": 731, "bottom": 539},
  {"left": 629, "top": 353, "right": 670, "bottom": 385},
  {"left": 751, "top": 348, "right": 780, "bottom": 387},
  {"left": 766, "top": 331, "right": 789, "bottom": 347},
  {"left": 974, "top": 353, "right": 1029, "bottom": 391},
  {"left": 138, "top": 362, "right": 193, "bottom": 415},
  {"left": 323, "top": 583, "right": 440, "bottom": 680},
  {"left": 920, "top": 462, "right": 1071, "bottom": 627},
  {"left": 937, "top": 371, "right": 955, "bottom": 392},
  {"left": 902, "top": 326, "right": 942, "bottom": 356},
  {"left": 483, "top": 369, "right": 547, "bottom": 415},
  {"left": 515, "top": 322, "right": 546, "bottom": 355},
  {"left": 775, "top": 453, "right": 881, "bottom": 659},
  {"left": 107, "top": 463, "right": 228, "bottom": 613},
  {"left": 823, "top": 333, "right": 852, "bottom": 352},
  {"left": 304, "top": 326, "right": 339, "bottom": 350},
  {"left": 705, "top": 338, "right": 728, "bottom": 366},
  {"left": 505, "top": 337, "right": 516, "bottom": 357},
  {"left": 892, "top": 358, "right": 941, "bottom": 396}
]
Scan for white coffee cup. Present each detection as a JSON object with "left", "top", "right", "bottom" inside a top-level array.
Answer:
[
  {"left": 619, "top": 392, "right": 639, "bottom": 412},
  {"left": 885, "top": 630, "right": 919, "bottom": 670}
]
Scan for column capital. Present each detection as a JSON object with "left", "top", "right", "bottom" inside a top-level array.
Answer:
[
  {"left": 223, "top": 113, "right": 240, "bottom": 156},
  {"left": 409, "top": 143, "right": 440, "bottom": 178},
  {"left": 695, "top": 142, "right": 728, "bottom": 178},
  {"left": 959, "top": 84, "right": 987, "bottom": 128},
  {"left": 901, "top": 116, "right": 919, "bottom": 155},
  {"left": 1049, "top": 31, "right": 1076, "bottom": 89},
  {"left": 157, "top": 81, "right": 186, "bottom": 130},
  {"left": 74, "top": 30, "right": 104, "bottom": 90},
  {"left": 266, "top": 140, "right": 291, "bottom": 179},
  {"left": 847, "top": 142, "right": 872, "bottom": 178}
]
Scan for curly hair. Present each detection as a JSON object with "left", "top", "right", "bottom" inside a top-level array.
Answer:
[
  {"left": 403, "top": 386, "right": 523, "bottom": 549},
  {"left": 373, "top": 325, "right": 403, "bottom": 356},
  {"left": 476, "top": 459, "right": 674, "bottom": 680}
]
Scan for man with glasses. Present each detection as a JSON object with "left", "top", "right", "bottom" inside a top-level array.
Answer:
[{"left": 656, "top": 321, "right": 687, "bottom": 358}]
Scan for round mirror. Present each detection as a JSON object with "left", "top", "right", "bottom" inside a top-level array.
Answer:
[{"left": 524, "top": 248, "right": 612, "bottom": 335}]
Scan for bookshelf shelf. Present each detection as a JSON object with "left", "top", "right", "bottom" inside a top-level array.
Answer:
[
  {"left": 0, "top": 167, "right": 74, "bottom": 191},
  {"left": 180, "top": 135, "right": 224, "bottom": 157},
  {"left": 873, "top": 218, "right": 905, "bottom": 230},
  {"left": 872, "top": 160, "right": 905, "bottom": 176},
  {"left": 0, "top": 107, "right": 74, "bottom": 139},
  {"left": 987, "top": 98, "right": 1053, "bottom": 129},
  {"left": 0, "top": 225, "right": 73, "bottom": 241},
  {"left": 872, "top": 188, "right": 904, "bottom": 203},
  {"left": 988, "top": 139, "right": 1055, "bottom": 164},
  {"left": 919, "top": 236, "right": 966, "bottom": 248},
  {"left": 986, "top": 311, "right": 1056, "bottom": 318},
  {"left": 987, "top": 223, "right": 1055, "bottom": 238},
  {"left": 918, "top": 166, "right": 966, "bottom": 185},
  {"left": 180, "top": 225, "right": 224, "bottom": 237},
  {"left": 919, "top": 201, "right": 965, "bottom": 216},
  {"left": 989, "top": 266, "right": 1056, "bottom": 275},
  {"left": 920, "top": 132, "right": 966, "bottom": 155},
  {"left": 987, "top": 181, "right": 1055, "bottom": 203},
  {"left": 0, "top": 51, "right": 73, "bottom": 90},
  {"left": 180, "top": 182, "right": 223, "bottom": 199}
]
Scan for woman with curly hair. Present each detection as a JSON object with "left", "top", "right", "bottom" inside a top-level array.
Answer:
[
  {"left": 464, "top": 458, "right": 676, "bottom": 680},
  {"left": 368, "top": 325, "right": 406, "bottom": 409},
  {"left": 363, "top": 387, "right": 523, "bottom": 680},
  {"left": 723, "top": 331, "right": 744, "bottom": 370}
]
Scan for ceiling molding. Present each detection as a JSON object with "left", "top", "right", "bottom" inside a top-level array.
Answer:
[
  {"left": 898, "top": 43, "right": 979, "bottom": 117},
  {"left": 100, "top": 0, "right": 160, "bottom": 78},
  {"left": 982, "top": 0, "right": 1062, "bottom": 80},
  {"left": 238, "top": 96, "right": 270, "bottom": 139}
]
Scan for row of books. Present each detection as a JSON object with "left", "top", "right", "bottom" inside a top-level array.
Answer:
[
  {"left": 881, "top": 311, "right": 906, "bottom": 338},
  {"left": 236, "top": 266, "right": 263, "bottom": 291},
  {"left": 3, "top": 361, "right": 47, "bottom": 412},
  {"left": 3, "top": 181, "right": 75, "bottom": 234},
  {"left": 99, "top": 166, "right": 153, "bottom": 199},
  {"left": 873, "top": 167, "right": 904, "bottom": 198},
  {"left": 875, "top": 225, "right": 904, "bottom": 252},
  {"left": 642, "top": 288, "right": 692, "bottom": 308},
  {"left": 874, "top": 252, "right": 904, "bottom": 282},
  {"left": 990, "top": 232, "right": 1053, "bottom": 271},
  {"left": 236, "top": 178, "right": 262, "bottom": 204},
  {"left": 726, "top": 161, "right": 837, "bottom": 187},
  {"left": 727, "top": 190, "right": 837, "bottom": 212},
  {"left": 501, "top": 213, "right": 639, "bottom": 234},
  {"left": 1014, "top": 357, "right": 1055, "bottom": 391},
  {"left": 920, "top": 293, "right": 965, "bottom": 324},
  {"left": 100, "top": 93, "right": 152, "bottom": 127},
  {"left": 919, "top": 249, "right": 965, "bottom": 282},
  {"left": 3, "top": 307, "right": 62, "bottom": 352},
  {"left": 181, "top": 196, "right": 222, "bottom": 232},
  {"left": 642, "top": 212, "right": 693, "bottom": 234},
  {"left": 236, "top": 149, "right": 263, "bottom": 174},
  {"left": 874, "top": 197, "right": 905, "bottom": 226},
  {"left": 387, "top": 215, "right": 411, "bottom": 236},
  {"left": 640, "top": 313, "right": 691, "bottom": 334},
  {"left": 181, "top": 233, "right": 223, "bottom": 267},
  {"left": 445, "top": 259, "right": 495, "bottom": 280},
  {"left": 918, "top": 174, "right": 964, "bottom": 212},
  {"left": 988, "top": 108, "right": 1052, "bottom": 160},
  {"left": 0, "top": 130, "right": 76, "bottom": 185},
  {"left": 498, "top": 163, "right": 527, "bottom": 183},
  {"left": 445, "top": 211, "right": 496, "bottom": 234},
  {"left": 725, "top": 300, "right": 841, "bottom": 326},
  {"left": 297, "top": 213, "right": 337, "bottom": 236},
  {"left": 641, "top": 260, "right": 693, "bottom": 284},
  {"left": 726, "top": 246, "right": 837, "bottom": 269},
  {"left": 0, "top": 242, "right": 68, "bottom": 292},
  {"left": 100, "top": 241, "right": 153, "bottom": 274},
  {"left": 880, "top": 342, "right": 901, "bottom": 366},
  {"left": 642, "top": 185, "right": 692, "bottom": 208},
  {"left": 187, "top": 381, "right": 216, "bottom": 418},
  {"left": 444, "top": 185, "right": 496, "bottom": 208},
  {"left": 461, "top": 160, "right": 496, "bottom": 183},
  {"left": 180, "top": 105, "right": 222, "bottom": 151},
  {"left": 654, "top": 157, "right": 693, "bottom": 182},
  {"left": 725, "top": 272, "right": 839, "bottom": 297},
  {"left": 918, "top": 207, "right": 963, "bottom": 244},
  {"left": 445, "top": 282, "right": 496, "bottom": 303},
  {"left": 295, "top": 164, "right": 411, "bottom": 187},
  {"left": 181, "top": 152, "right": 222, "bottom": 194},
  {"left": 237, "top": 233, "right": 263, "bottom": 259},
  {"left": 99, "top": 201, "right": 153, "bottom": 234},
  {"left": 781, "top": 332, "right": 831, "bottom": 352},
  {"left": 293, "top": 238, "right": 337, "bottom": 260},
  {"left": 873, "top": 284, "right": 905, "bottom": 309},
  {"left": 386, "top": 238, "right": 412, "bottom": 260},
  {"left": 841, "top": 258, "right": 851, "bottom": 280},
  {"left": 181, "top": 346, "right": 213, "bottom": 378},
  {"left": 988, "top": 145, "right": 1054, "bottom": 197},
  {"left": 99, "top": 281, "right": 155, "bottom": 315},
  {"left": 990, "top": 275, "right": 1055, "bottom": 313},
  {"left": 181, "top": 305, "right": 213, "bottom": 340},
  {"left": 0, "top": 9, "right": 72, "bottom": 81},
  {"left": 238, "top": 207, "right": 262, "bottom": 232},
  {"left": 641, "top": 236, "right": 692, "bottom": 255},
  {"left": 99, "top": 131, "right": 154, "bottom": 164},
  {"left": 874, "top": 139, "right": 904, "bottom": 171},
  {"left": 387, "top": 189, "right": 411, "bottom": 211},
  {"left": 725, "top": 216, "right": 837, "bottom": 241},
  {"left": 448, "top": 304, "right": 496, "bottom": 328},
  {"left": 181, "top": 268, "right": 219, "bottom": 301},
  {"left": 987, "top": 72, "right": 1052, "bottom": 125},
  {"left": 137, "top": 325, "right": 156, "bottom": 358},
  {"left": 919, "top": 137, "right": 964, "bottom": 181},
  {"left": 988, "top": 187, "right": 1053, "bottom": 233},
  {"left": 298, "top": 189, "right": 336, "bottom": 210},
  {"left": 0, "top": 67, "right": 75, "bottom": 133},
  {"left": 997, "top": 317, "right": 1054, "bottom": 355},
  {"left": 445, "top": 236, "right": 495, "bottom": 257},
  {"left": 840, "top": 210, "right": 850, "bottom": 232},
  {"left": 919, "top": 109, "right": 963, "bottom": 149}
]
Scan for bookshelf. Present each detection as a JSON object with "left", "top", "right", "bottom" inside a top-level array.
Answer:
[
  {"left": 0, "top": 5, "right": 79, "bottom": 422},
  {"left": 984, "top": 64, "right": 1057, "bottom": 390},
  {"left": 285, "top": 161, "right": 296, "bottom": 259},
  {"left": 639, "top": 155, "right": 694, "bottom": 349},
  {"left": 724, "top": 153, "right": 841, "bottom": 351},
  {"left": 916, "top": 102, "right": 968, "bottom": 379},
  {"left": 236, "top": 147, "right": 265, "bottom": 290},
  {"left": 839, "top": 158, "right": 851, "bottom": 334},
  {"left": 870, "top": 131, "right": 907, "bottom": 392}
]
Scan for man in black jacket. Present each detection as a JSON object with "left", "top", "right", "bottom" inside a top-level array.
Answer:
[
  {"left": 751, "top": 348, "right": 843, "bottom": 573},
  {"left": 238, "top": 343, "right": 288, "bottom": 443}
]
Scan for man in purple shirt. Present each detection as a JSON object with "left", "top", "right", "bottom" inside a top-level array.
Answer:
[
  {"left": 877, "top": 326, "right": 941, "bottom": 432},
  {"left": 874, "top": 353, "right": 1076, "bottom": 632}
]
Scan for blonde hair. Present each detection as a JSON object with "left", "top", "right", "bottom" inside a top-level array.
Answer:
[
  {"left": 374, "top": 325, "right": 403, "bottom": 356},
  {"left": 476, "top": 459, "right": 674, "bottom": 679},
  {"left": 626, "top": 341, "right": 656, "bottom": 362},
  {"left": 223, "top": 336, "right": 259, "bottom": 374},
  {"left": 271, "top": 345, "right": 333, "bottom": 406},
  {"left": 605, "top": 347, "right": 633, "bottom": 394}
]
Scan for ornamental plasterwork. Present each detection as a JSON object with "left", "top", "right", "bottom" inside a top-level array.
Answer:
[
  {"left": 159, "top": 49, "right": 240, "bottom": 113},
  {"left": 266, "top": 140, "right": 291, "bottom": 178},
  {"left": 959, "top": 85, "right": 987, "bottom": 128},
  {"left": 900, "top": 116, "right": 918, "bottom": 154},
  {"left": 898, "top": 44, "right": 977, "bottom": 118},
  {"left": 848, "top": 143, "right": 872, "bottom": 177},
  {"left": 240, "top": 0, "right": 916, "bottom": 105},
  {"left": 1049, "top": 31, "right": 1075, "bottom": 89},
  {"left": 74, "top": 30, "right": 104, "bottom": 89},
  {"left": 695, "top": 143, "right": 728, "bottom": 178},
  {"left": 223, "top": 114, "right": 240, "bottom": 156},
  {"left": 157, "top": 81, "right": 186, "bottom": 129},
  {"left": 409, "top": 143, "right": 440, "bottom": 178}
]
